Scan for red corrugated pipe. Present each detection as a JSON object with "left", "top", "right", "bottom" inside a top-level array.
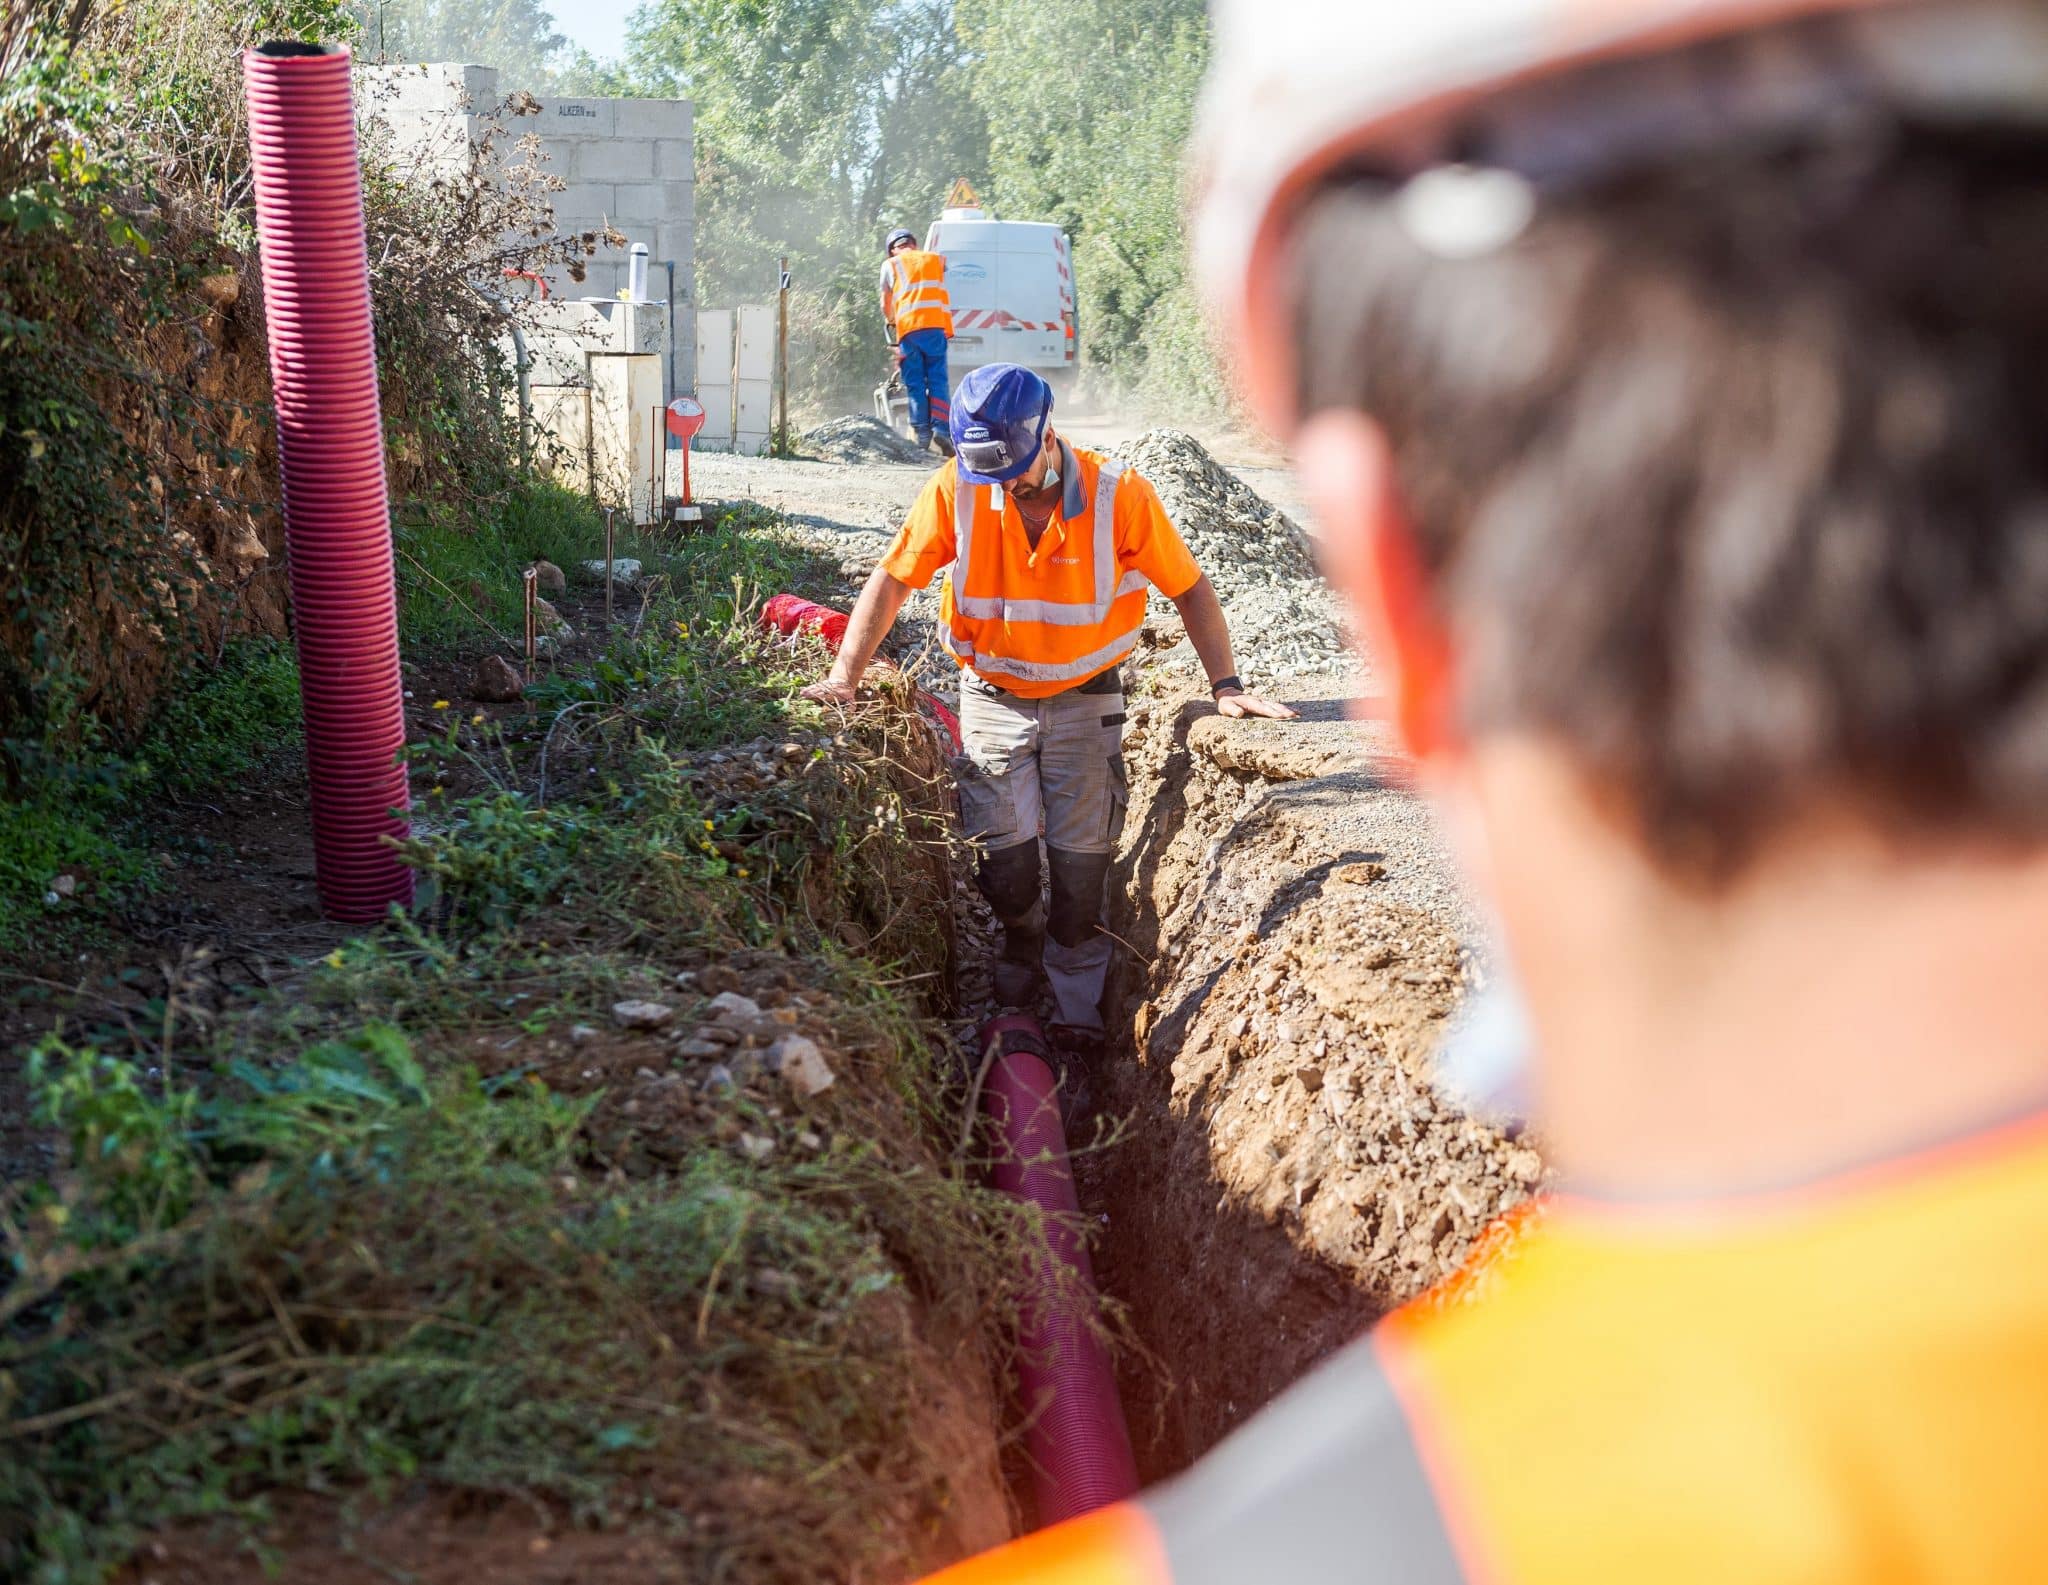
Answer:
[
  {"left": 978, "top": 1014, "right": 1139, "bottom": 1525},
  {"left": 760, "top": 593, "right": 962, "bottom": 752},
  {"left": 243, "top": 41, "right": 413, "bottom": 923}
]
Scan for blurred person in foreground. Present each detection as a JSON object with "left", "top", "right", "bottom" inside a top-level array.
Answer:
[{"left": 916, "top": 0, "right": 2048, "bottom": 1580}]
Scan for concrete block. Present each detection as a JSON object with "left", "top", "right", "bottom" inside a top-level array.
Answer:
[
  {"left": 611, "top": 182, "right": 693, "bottom": 224},
  {"left": 356, "top": 62, "right": 498, "bottom": 114},
  {"left": 516, "top": 135, "right": 577, "bottom": 181},
  {"left": 547, "top": 183, "right": 617, "bottom": 226},
  {"left": 522, "top": 332, "right": 591, "bottom": 385},
  {"left": 654, "top": 137, "right": 694, "bottom": 181},
  {"left": 614, "top": 99, "right": 691, "bottom": 140},
  {"left": 570, "top": 139, "right": 654, "bottom": 183},
  {"left": 364, "top": 109, "right": 481, "bottom": 173},
  {"left": 654, "top": 223, "right": 694, "bottom": 274},
  {"left": 532, "top": 97, "right": 617, "bottom": 138},
  {"left": 608, "top": 301, "right": 670, "bottom": 355},
  {"left": 589, "top": 353, "right": 666, "bottom": 523},
  {"left": 530, "top": 386, "right": 592, "bottom": 493}
]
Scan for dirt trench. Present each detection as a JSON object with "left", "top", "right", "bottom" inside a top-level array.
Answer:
[{"left": 1076, "top": 683, "right": 1543, "bottom": 1472}]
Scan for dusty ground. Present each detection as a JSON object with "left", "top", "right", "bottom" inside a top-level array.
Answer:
[{"left": 722, "top": 422, "right": 1542, "bottom": 1478}]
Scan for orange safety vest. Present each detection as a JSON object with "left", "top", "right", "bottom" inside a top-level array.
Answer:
[
  {"left": 889, "top": 248, "right": 954, "bottom": 338},
  {"left": 919, "top": 1113, "right": 2048, "bottom": 1584},
  {"left": 940, "top": 443, "right": 1149, "bottom": 697}
]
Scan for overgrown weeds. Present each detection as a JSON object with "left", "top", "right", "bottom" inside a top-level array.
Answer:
[{"left": 3, "top": 516, "right": 1033, "bottom": 1583}]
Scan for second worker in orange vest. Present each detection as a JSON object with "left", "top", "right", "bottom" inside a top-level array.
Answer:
[
  {"left": 803, "top": 364, "right": 1295, "bottom": 1087},
  {"left": 880, "top": 227, "right": 955, "bottom": 452}
]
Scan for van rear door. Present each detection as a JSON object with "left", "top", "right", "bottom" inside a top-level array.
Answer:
[
  {"left": 928, "top": 220, "right": 998, "bottom": 372},
  {"left": 993, "top": 226, "right": 1067, "bottom": 370}
]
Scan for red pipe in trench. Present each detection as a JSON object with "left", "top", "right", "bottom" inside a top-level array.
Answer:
[
  {"left": 979, "top": 1014, "right": 1139, "bottom": 1525},
  {"left": 242, "top": 41, "right": 413, "bottom": 922},
  {"left": 756, "top": 597, "right": 1132, "bottom": 1513}
]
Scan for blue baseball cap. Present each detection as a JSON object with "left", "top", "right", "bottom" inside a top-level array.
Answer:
[{"left": 950, "top": 364, "right": 1053, "bottom": 486}]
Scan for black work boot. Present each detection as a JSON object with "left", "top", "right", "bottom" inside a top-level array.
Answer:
[{"left": 992, "top": 933, "right": 1044, "bottom": 1009}]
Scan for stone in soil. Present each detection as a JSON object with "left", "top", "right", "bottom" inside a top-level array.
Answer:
[
  {"left": 531, "top": 559, "right": 566, "bottom": 593},
  {"left": 610, "top": 999, "right": 674, "bottom": 1031},
  {"left": 769, "top": 1035, "right": 837, "bottom": 1098},
  {"left": 580, "top": 557, "right": 643, "bottom": 588},
  {"left": 470, "top": 654, "right": 524, "bottom": 703}
]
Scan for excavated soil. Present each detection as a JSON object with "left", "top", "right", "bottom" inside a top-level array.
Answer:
[
  {"left": 1084, "top": 686, "right": 1541, "bottom": 1467},
  {"left": 802, "top": 414, "right": 935, "bottom": 466}
]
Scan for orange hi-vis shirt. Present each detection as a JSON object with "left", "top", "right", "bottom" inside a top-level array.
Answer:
[
  {"left": 888, "top": 247, "right": 955, "bottom": 338},
  {"left": 880, "top": 441, "right": 1202, "bottom": 698},
  {"left": 918, "top": 1110, "right": 2048, "bottom": 1583}
]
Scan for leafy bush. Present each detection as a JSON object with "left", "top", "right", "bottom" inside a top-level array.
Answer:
[{"left": 129, "top": 640, "right": 302, "bottom": 799}]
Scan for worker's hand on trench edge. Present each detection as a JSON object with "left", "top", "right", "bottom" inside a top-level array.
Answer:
[
  {"left": 801, "top": 677, "right": 860, "bottom": 705},
  {"left": 1216, "top": 687, "right": 1298, "bottom": 720}
]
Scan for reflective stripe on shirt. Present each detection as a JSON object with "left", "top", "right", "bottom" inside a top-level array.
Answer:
[{"left": 950, "top": 450, "right": 1141, "bottom": 625}]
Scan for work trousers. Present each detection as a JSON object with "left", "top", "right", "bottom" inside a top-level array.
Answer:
[
  {"left": 899, "top": 327, "right": 951, "bottom": 440},
  {"left": 956, "top": 669, "right": 1128, "bottom": 1031}
]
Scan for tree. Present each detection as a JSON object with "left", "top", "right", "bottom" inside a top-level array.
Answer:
[
  {"left": 960, "top": 0, "right": 1221, "bottom": 406},
  {"left": 349, "top": 0, "right": 569, "bottom": 89},
  {"left": 621, "top": 0, "right": 986, "bottom": 397}
]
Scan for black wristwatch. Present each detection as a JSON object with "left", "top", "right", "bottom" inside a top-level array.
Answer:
[{"left": 1209, "top": 674, "right": 1241, "bottom": 697}]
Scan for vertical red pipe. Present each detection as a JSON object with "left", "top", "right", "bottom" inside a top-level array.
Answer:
[
  {"left": 980, "top": 1015, "right": 1139, "bottom": 1524},
  {"left": 242, "top": 41, "right": 413, "bottom": 922}
]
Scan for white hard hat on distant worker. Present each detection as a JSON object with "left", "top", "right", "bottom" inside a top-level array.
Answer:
[{"left": 1195, "top": 0, "right": 2048, "bottom": 428}]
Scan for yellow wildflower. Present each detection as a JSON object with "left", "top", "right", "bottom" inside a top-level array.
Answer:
[{"left": 432, "top": 700, "right": 450, "bottom": 710}]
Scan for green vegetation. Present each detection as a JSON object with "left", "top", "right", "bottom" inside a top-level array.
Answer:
[
  {"left": 607, "top": 0, "right": 1217, "bottom": 412},
  {"left": 0, "top": 479, "right": 622, "bottom": 957},
  {"left": 5, "top": 521, "right": 1028, "bottom": 1583},
  {"left": 1, "top": 0, "right": 562, "bottom": 775}
]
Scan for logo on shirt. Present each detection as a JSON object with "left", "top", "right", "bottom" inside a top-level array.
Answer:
[{"left": 1052, "top": 556, "right": 1079, "bottom": 565}]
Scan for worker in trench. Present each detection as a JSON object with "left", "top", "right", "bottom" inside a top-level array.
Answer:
[
  {"left": 802, "top": 362, "right": 1295, "bottom": 1091},
  {"left": 880, "top": 226, "right": 956, "bottom": 454},
  {"left": 914, "top": 0, "right": 2048, "bottom": 1581}
]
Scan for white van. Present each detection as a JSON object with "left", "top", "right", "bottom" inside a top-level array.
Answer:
[
  {"left": 874, "top": 197, "right": 1079, "bottom": 441},
  {"left": 925, "top": 209, "right": 1078, "bottom": 394}
]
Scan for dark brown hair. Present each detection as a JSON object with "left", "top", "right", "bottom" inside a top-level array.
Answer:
[{"left": 1293, "top": 123, "right": 2048, "bottom": 873}]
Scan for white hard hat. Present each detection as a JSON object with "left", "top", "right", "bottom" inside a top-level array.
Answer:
[{"left": 1196, "top": 0, "right": 2048, "bottom": 427}]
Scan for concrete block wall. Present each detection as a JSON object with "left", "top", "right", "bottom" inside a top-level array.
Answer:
[{"left": 355, "top": 64, "right": 695, "bottom": 390}]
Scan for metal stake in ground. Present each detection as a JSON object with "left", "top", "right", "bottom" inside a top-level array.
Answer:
[
  {"left": 603, "top": 506, "right": 616, "bottom": 623},
  {"left": 523, "top": 566, "right": 538, "bottom": 666},
  {"left": 650, "top": 404, "right": 663, "bottom": 528},
  {"left": 777, "top": 256, "right": 791, "bottom": 449}
]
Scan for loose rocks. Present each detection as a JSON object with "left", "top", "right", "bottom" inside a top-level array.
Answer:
[
  {"left": 1111, "top": 430, "right": 1351, "bottom": 677},
  {"left": 804, "top": 413, "right": 932, "bottom": 466},
  {"left": 471, "top": 654, "right": 525, "bottom": 703},
  {"left": 581, "top": 557, "right": 643, "bottom": 588},
  {"left": 611, "top": 1000, "right": 675, "bottom": 1031},
  {"left": 770, "top": 1035, "right": 837, "bottom": 1098}
]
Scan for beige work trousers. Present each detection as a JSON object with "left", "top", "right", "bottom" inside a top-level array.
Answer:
[{"left": 955, "top": 670, "right": 1128, "bottom": 1030}]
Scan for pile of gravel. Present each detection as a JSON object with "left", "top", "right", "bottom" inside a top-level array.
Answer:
[
  {"left": 803, "top": 414, "right": 931, "bottom": 466},
  {"left": 1112, "top": 429, "right": 1350, "bottom": 681}
]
